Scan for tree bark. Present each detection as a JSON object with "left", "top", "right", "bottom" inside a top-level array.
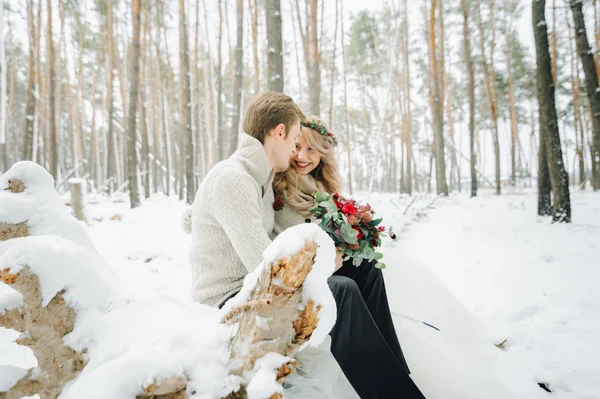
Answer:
[
  {"left": 570, "top": 0, "right": 600, "bottom": 190},
  {"left": 307, "top": 0, "right": 320, "bottom": 115},
  {"left": 537, "top": 120, "right": 552, "bottom": 216},
  {"left": 44, "top": 0, "right": 56, "bottom": 180},
  {"left": 217, "top": 0, "right": 224, "bottom": 161},
  {"left": 403, "top": 0, "right": 412, "bottom": 195},
  {"left": 106, "top": 0, "right": 117, "bottom": 193},
  {"left": 249, "top": 0, "right": 260, "bottom": 94},
  {"left": 340, "top": 0, "right": 352, "bottom": 194},
  {"left": 266, "top": 0, "right": 284, "bottom": 92},
  {"left": 475, "top": 1, "right": 501, "bottom": 194},
  {"left": 179, "top": 0, "right": 195, "bottom": 204},
  {"left": 506, "top": 7, "right": 519, "bottom": 188},
  {"left": 229, "top": 0, "right": 244, "bottom": 156},
  {"left": 428, "top": 0, "right": 448, "bottom": 196},
  {"left": 461, "top": 0, "right": 477, "bottom": 197},
  {"left": 127, "top": 0, "right": 142, "bottom": 208},
  {"left": 23, "top": 0, "right": 36, "bottom": 161},
  {"left": 534, "top": 0, "right": 571, "bottom": 222}
]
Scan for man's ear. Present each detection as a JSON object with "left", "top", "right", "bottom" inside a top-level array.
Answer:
[{"left": 274, "top": 123, "right": 286, "bottom": 139}]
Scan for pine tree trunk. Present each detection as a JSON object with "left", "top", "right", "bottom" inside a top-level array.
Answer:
[
  {"left": 308, "top": 0, "right": 320, "bottom": 115},
  {"left": 537, "top": 121, "right": 552, "bottom": 216},
  {"left": 570, "top": 0, "right": 600, "bottom": 190},
  {"left": 475, "top": 1, "right": 501, "bottom": 194},
  {"left": 193, "top": 0, "right": 205, "bottom": 180},
  {"left": 403, "top": 0, "right": 412, "bottom": 195},
  {"left": 428, "top": 0, "right": 448, "bottom": 196},
  {"left": 127, "top": 0, "right": 142, "bottom": 208},
  {"left": 23, "top": 0, "right": 36, "bottom": 161},
  {"left": 534, "top": 0, "right": 571, "bottom": 222},
  {"left": 567, "top": 9, "right": 587, "bottom": 187},
  {"left": 266, "top": 0, "right": 284, "bottom": 92},
  {"left": 179, "top": 0, "right": 195, "bottom": 204},
  {"left": 229, "top": 0, "right": 244, "bottom": 156},
  {"left": 461, "top": 0, "right": 477, "bottom": 197},
  {"left": 216, "top": 0, "right": 224, "bottom": 161},
  {"left": 328, "top": 0, "right": 339, "bottom": 128},
  {"left": 45, "top": 0, "right": 57, "bottom": 180},
  {"left": 340, "top": 0, "right": 352, "bottom": 194},
  {"left": 106, "top": 0, "right": 116, "bottom": 193},
  {"left": 249, "top": 0, "right": 260, "bottom": 94},
  {"left": 506, "top": 13, "right": 519, "bottom": 188}
]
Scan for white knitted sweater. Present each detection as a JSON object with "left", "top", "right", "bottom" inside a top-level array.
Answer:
[{"left": 189, "top": 134, "right": 275, "bottom": 306}]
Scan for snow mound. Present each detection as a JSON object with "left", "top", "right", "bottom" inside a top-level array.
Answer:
[{"left": 0, "top": 162, "right": 338, "bottom": 398}]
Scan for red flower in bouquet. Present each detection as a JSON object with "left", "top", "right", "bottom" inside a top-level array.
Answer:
[
  {"left": 341, "top": 203, "right": 357, "bottom": 215},
  {"left": 353, "top": 226, "right": 365, "bottom": 240},
  {"left": 310, "top": 192, "right": 391, "bottom": 269}
]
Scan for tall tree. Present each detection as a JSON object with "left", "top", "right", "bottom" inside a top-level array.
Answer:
[
  {"left": 216, "top": 0, "right": 224, "bottom": 161},
  {"left": 475, "top": 0, "right": 501, "bottom": 194},
  {"left": 428, "top": 0, "right": 448, "bottom": 196},
  {"left": 403, "top": 0, "right": 413, "bottom": 194},
  {"left": 533, "top": 0, "right": 571, "bottom": 223},
  {"left": 180, "top": 0, "right": 195, "bottom": 203},
  {"left": 294, "top": 0, "right": 321, "bottom": 114},
  {"left": 249, "top": 0, "right": 260, "bottom": 94},
  {"left": 506, "top": 2, "right": 520, "bottom": 187},
  {"left": 570, "top": 0, "right": 600, "bottom": 190},
  {"left": 567, "top": 8, "right": 586, "bottom": 187},
  {"left": 461, "top": 0, "right": 477, "bottom": 197},
  {"left": 23, "top": 0, "right": 36, "bottom": 161},
  {"left": 229, "top": 0, "right": 244, "bottom": 156},
  {"left": 340, "top": 0, "right": 353, "bottom": 194},
  {"left": 46, "top": 0, "right": 57, "bottom": 181},
  {"left": 127, "top": 0, "right": 142, "bottom": 208},
  {"left": 266, "top": 0, "right": 283, "bottom": 92},
  {"left": 106, "top": 0, "right": 117, "bottom": 193}
]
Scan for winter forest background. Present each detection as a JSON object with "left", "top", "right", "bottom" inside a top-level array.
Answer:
[
  {"left": 1, "top": 0, "right": 599, "bottom": 213},
  {"left": 1, "top": 1, "right": 600, "bottom": 398}
]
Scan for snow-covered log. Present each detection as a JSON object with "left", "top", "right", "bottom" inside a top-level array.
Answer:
[{"left": 0, "top": 161, "right": 337, "bottom": 399}]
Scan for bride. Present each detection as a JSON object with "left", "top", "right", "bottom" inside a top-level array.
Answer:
[
  {"left": 273, "top": 116, "right": 423, "bottom": 398},
  {"left": 273, "top": 116, "right": 515, "bottom": 399}
]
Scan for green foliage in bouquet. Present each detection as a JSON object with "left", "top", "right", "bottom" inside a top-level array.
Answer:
[{"left": 310, "top": 192, "right": 395, "bottom": 269}]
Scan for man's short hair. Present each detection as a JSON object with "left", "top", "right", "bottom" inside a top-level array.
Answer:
[{"left": 243, "top": 92, "right": 305, "bottom": 144}]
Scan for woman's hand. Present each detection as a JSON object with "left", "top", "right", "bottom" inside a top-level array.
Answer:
[{"left": 334, "top": 248, "right": 344, "bottom": 272}]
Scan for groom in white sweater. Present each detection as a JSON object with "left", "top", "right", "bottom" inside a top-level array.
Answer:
[{"left": 189, "top": 92, "right": 303, "bottom": 307}]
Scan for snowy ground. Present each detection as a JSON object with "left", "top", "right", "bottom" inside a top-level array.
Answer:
[
  {"left": 369, "top": 189, "right": 600, "bottom": 399},
  {"left": 2, "top": 187, "right": 599, "bottom": 398}
]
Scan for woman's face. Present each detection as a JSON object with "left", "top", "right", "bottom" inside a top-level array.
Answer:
[{"left": 290, "top": 131, "right": 322, "bottom": 176}]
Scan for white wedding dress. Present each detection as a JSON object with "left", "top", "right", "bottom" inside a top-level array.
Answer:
[{"left": 286, "top": 250, "right": 515, "bottom": 399}]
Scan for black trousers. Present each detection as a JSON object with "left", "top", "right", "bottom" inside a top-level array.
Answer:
[{"left": 328, "top": 259, "right": 425, "bottom": 399}]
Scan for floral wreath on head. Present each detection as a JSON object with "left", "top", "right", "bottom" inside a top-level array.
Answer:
[{"left": 301, "top": 120, "right": 338, "bottom": 147}]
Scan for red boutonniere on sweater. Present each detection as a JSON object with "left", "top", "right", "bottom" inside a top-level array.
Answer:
[{"left": 273, "top": 195, "right": 286, "bottom": 211}]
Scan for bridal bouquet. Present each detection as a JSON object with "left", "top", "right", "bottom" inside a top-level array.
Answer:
[{"left": 310, "top": 192, "right": 395, "bottom": 269}]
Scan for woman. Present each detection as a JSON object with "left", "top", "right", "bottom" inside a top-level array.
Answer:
[{"left": 273, "top": 116, "right": 425, "bottom": 399}]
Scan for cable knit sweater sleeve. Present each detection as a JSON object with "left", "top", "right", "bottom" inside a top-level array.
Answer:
[{"left": 210, "top": 169, "right": 272, "bottom": 273}]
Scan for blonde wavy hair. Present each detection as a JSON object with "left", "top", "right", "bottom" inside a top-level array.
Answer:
[{"left": 273, "top": 115, "right": 342, "bottom": 216}]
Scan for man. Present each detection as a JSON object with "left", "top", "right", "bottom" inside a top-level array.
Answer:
[
  {"left": 189, "top": 91, "right": 303, "bottom": 307},
  {"left": 189, "top": 92, "right": 425, "bottom": 398}
]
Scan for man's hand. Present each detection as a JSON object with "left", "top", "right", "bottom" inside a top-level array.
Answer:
[{"left": 334, "top": 248, "right": 344, "bottom": 272}]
